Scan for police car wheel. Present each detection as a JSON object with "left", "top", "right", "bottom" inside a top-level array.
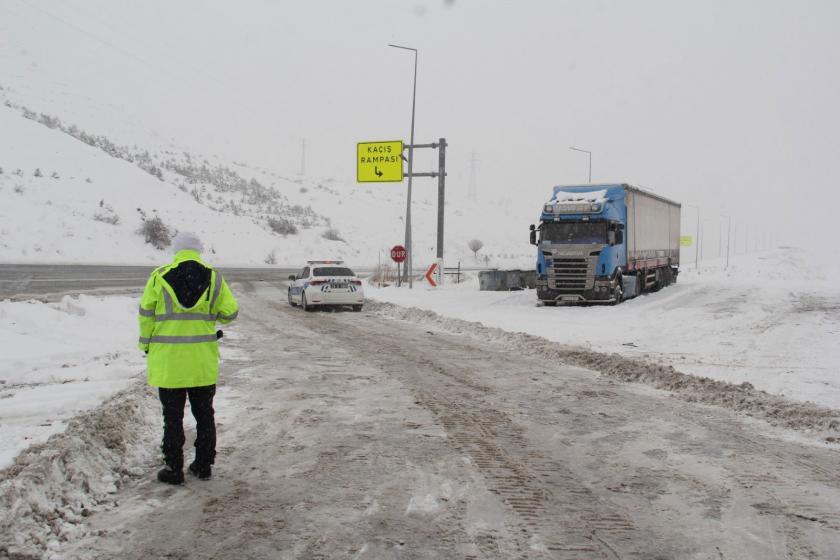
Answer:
[
  {"left": 302, "top": 292, "right": 314, "bottom": 312},
  {"left": 288, "top": 289, "right": 297, "bottom": 307},
  {"left": 352, "top": 304, "right": 363, "bottom": 312}
]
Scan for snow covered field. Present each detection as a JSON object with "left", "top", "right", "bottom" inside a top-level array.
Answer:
[
  {"left": 368, "top": 248, "right": 840, "bottom": 410},
  {"left": 0, "top": 101, "right": 533, "bottom": 269}
]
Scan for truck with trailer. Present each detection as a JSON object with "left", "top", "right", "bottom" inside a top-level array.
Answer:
[{"left": 529, "top": 184, "right": 681, "bottom": 305}]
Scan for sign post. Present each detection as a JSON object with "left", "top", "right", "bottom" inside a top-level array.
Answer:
[
  {"left": 400, "top": 138, "right": 447, "bottom": 287},
  {"left": 358, "top": 138, "right": 448, "bottom": 289},
  {"left": 390, "top": 244, "right": 406, "bottom": 288}
]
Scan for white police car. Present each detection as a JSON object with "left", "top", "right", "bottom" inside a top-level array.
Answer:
[{"left": 287, "top": 261, "right": 364, "bottom": 312}]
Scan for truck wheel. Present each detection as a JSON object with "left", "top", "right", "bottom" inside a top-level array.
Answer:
[{"left": 541, "top": 300, "right": 557, "bottom": 307}]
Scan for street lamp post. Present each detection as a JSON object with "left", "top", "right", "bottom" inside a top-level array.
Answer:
[
  {"left": 388, "top": 43, "right": 418, "bottom": 288},
  {"left": 569, "top": 146, "right": 592, "bottom": 183},
  {"left": 721, "top": 214, "right": 732, "bottom": 270}
]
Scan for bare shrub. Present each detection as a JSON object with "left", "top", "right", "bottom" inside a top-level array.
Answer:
[
  {"left": 323, "top": 227, "right": 344, "bottom": 242},
  {"left": 264, "top": 250, "right": 277, "bottom": 265},
  {"left": 137, "top": 215, "right": 171, "bottom": 249},
  {"left": 93, "top": 202, "right": 120, "bottom": 225},
  {"left": 14, "top": 184, "right": 24, "bottom": 194},
  {"left": 33, "top": 168, "right": 42, "bottom": 178},
  {"left": 268, "top": 217, "right": 298, "bottom": 236}
]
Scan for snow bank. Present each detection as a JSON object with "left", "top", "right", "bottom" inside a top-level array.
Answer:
[
  {"left": 0, "top": 383, "right": 159, "bottom": 559},
  {"left": 367, "top": 248, "right": 840, "bottom": 425},
  {"left": 0, "top": 295, "right": 144, "bottom": 469},
  {"left": 366, "top": 299, "right": 840, "bottom": 440}
]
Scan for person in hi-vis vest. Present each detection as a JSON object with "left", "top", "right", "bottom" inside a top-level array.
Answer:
[{"left": 138, "top": 231, "right": 238, "bottom": 484}]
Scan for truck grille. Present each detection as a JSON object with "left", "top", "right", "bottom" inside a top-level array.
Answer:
[{"left": 549, "top": 257, "right": 595, "bottom": 291}]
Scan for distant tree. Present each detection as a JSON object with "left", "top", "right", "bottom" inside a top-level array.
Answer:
[
  {"left": 264, "top": 250, "right": 277, "bottom": 265},
  {"left": 468, "top": 239, "right": 484, "bottom": 260},
  {"left": 50, "top": 171, "right": 59, "bottom": 179},
  {"left": 86, "top": 177, "right": 93, "bottom": 183},
  {"left": 33, "top": 168, "right": 43, "bottom": 178}
]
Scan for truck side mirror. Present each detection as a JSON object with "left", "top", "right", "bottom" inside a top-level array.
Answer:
[
  {"left": 529, "top": 224, "right": 537, "bottom": 246},
  {"left": 288, "top": 274, "right": 296, "bottom": 281}
]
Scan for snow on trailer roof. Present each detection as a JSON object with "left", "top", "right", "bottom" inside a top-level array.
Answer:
[
  {"left": 307, "top": 260, "right": 345, "bottom": 265},
  {"left": 549, "top": 189, "right": 608, "bottom": 204},
  {"left": 551, "top": 183, "right": 681, "bottom": 208}
]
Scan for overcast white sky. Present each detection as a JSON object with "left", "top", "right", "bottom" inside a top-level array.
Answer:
[{"left": 1, "top": 0, "right": 838, "bottom": 247}]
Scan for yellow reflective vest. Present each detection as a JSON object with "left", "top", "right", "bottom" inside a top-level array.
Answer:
[{"left": 138, "top": 250, "right": 239, "bottom": 388}]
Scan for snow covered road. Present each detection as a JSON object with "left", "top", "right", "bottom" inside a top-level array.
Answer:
[{"left": 25, "top": 283, "right": 837, "bottom": 559}]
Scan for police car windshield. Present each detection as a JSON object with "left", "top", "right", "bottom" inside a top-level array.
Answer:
[{"left": 313, "top": 267, "right": 355, "bottom": 277}]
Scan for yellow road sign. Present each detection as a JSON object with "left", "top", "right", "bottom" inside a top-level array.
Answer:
[
  {"left": 357, "top": 140, "right": 404, "bottom": 182},
  {"left": 680, "top": 235, "right": 693, "bottom": 247}
]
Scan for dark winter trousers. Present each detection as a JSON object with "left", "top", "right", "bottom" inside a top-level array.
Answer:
[{"left": 159, "top": 385, "right": 217, "bottom": 471}]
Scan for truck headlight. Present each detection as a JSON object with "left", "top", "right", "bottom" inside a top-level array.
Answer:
[
  {"left": 591, "top": 203, "right": 601, "bottom": 211},
  {"left": 544, "top": 204, "right": 554, "bottom": 213}
]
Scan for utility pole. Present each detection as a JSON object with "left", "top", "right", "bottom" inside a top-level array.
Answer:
[
  {"left": 725, "top": 215, "right": 732, "bottom": 270},
  {"left": 695, "top": 207, "right": 700, "bottom": 269}
]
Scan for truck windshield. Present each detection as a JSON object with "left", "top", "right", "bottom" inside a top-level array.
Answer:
[
  {"left": 541, "top": 222, "right": 607, "bottom": 244},
  {"left": 313, "top": 267, "right": 355, "bottom": 277}
]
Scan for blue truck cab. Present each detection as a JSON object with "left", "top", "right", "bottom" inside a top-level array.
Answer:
[{"left": 529, "top": 184, "right": 680, "bottom": 305}]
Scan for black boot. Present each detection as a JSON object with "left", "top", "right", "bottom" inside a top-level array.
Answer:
[
  {"left": 188, "top": 461, "right": 212, "bottom": 480},
  {"left": 157, "top": 466, "right": 184, "bottom": 485}
]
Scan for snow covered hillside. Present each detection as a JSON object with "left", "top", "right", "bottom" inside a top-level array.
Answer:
[
  {"left": 368, "top": 248, "right": 840, "bottom": 410},
  {"left": 0, "top": 98, "right": 534, "bottom": 268}
]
